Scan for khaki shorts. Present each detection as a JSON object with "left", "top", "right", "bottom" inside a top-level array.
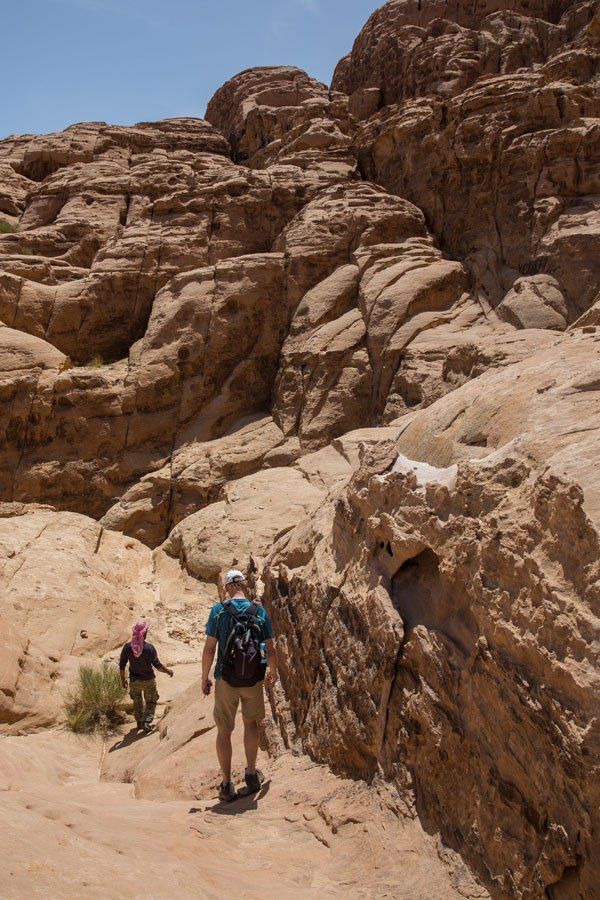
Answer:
[{"left": 213, "top": 678, "right": 265, "bottom": 733}]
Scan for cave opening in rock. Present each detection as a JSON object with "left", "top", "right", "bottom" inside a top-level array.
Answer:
[
  {"left": 20, "top": 155, "right": 67, "bottom": 183},
  {"left": 391, "top": 548, "right": 477, "bottom": 655}
]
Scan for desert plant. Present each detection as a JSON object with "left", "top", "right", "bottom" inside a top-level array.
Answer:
[
  {"left": 0, "top": 218, "right": 18, "bottom": 234},
  {"left": 64, "top": 661, "right": 126, "bottom": 733}
]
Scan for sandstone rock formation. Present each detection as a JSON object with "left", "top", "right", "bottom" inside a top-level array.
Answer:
[
  {"left": 350, "top": 1, "right": 600, "bottom": 314},
  {"left": 0, "top": 502, "right": 210, "bottom": 732},
  {"left": 0, "top": 615, "right": 59, "bottom": 732},
  {"left": 1, "top": 0, "right": 599, "bottom": 897},
  {"left": 263, "top": 334, "right": 600, "bottom": 896}
]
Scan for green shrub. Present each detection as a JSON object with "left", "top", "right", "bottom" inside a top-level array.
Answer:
[
  {"left": 64, "top": 662, "right": 126, "bottom": 733},
  {"left": 0, "top": 218, "right": 18, "bottom": 234}
]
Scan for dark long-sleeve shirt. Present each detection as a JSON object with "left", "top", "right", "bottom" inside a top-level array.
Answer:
[{"left": 119, "top": 641, "right": 163, "bottom": 681}]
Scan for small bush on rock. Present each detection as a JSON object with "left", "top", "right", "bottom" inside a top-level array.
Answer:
[
  {"left": 0, "top": 219, "right": 18, "bottom": 233},
  {"left": 65, "top": 662, "right": 126, "bottom": 733}
]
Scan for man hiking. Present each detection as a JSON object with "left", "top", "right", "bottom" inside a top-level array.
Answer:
[
  {"left": 201, "top": 569, "right": 277, "bottom": 802},
  {"left": 119, "top": 620, "right": 173, "bottom": 732}
]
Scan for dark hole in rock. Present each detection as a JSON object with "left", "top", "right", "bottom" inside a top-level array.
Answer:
[
  {"left": 520, "top": 257, "right": 547, "bottom": 277},
  {"left": 464, "top": 434, "right": 488, "bottom": 447},
  {"left": 391, "top": 549, "right": 477, "bottom": 656},
  {"left": 20, "top": 155, "right": 66, "bottom": 183}
]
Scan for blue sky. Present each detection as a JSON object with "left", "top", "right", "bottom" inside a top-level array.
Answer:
[{"left": 2, "top": 0, "right": 382, "bottom": 138}]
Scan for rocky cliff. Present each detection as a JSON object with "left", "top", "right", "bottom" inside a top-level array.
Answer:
[{"left": 0, "top": 1, "right": 599, "bottom": 897}]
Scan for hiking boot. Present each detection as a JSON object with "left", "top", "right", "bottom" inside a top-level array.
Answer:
[
  {"left": 142, "top": 720, "right": 153, "bottom": 733},
  {"left": 244, "top": 769, "right": 265, "bottom": 793},
  {"left": 219, "top": 781, "right": 237, "bottom": 802},
  {"left": 135, "top": 720, "right": 143, "bottom": 730}
]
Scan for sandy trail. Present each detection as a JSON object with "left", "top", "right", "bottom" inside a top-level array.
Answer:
[{"left": 0, "top": 663, "right": 486, "bottom": 899}]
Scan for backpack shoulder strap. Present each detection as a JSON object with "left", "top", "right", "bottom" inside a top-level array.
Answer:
[{"left": 247, "top": 600, "right": 263, "bottom": 617}]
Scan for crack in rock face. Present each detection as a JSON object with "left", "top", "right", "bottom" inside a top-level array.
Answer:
[{"left": 1, "top": 1, "right": 600, "bottom": 897}]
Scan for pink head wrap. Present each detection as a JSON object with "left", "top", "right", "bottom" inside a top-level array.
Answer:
[{"left": 131, "top": 620, "right": 148, "bottom": 658}]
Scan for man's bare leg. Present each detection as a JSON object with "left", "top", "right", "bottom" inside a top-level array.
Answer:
[
  {"left": 243, "top": 717, "right": 259, "bottom": 774},
  {"left": 216, "top": 728, "right": 233, "bottom": 783}
]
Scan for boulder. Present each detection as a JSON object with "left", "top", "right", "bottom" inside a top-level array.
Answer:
[
  {"left": 205, "top": 66, "right": 329, "bottom": 156},
  {"left": 496, "top": 275, "right": 568, "bottom": 330},
  {"left": 0, "top": 323, "right": 68, "bottom": 372},
  {"left": 164, "top": 466, "right": 326, "bottom": 581}
]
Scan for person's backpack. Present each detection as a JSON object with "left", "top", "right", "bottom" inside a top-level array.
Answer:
[{"left": 220, "top": 600, "right": 267, "bottom": 687}]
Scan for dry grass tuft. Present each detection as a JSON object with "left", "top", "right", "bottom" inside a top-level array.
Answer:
[{"left": 64, "top": 662, "right": 126, "bottom": 733}]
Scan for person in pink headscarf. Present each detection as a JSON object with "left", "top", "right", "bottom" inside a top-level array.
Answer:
[
  {"left": 119, "top": 621, "right": 173, "bottom": 732},
  {"left": 131, "top": 620, "right": 148, "bottom": 657}
]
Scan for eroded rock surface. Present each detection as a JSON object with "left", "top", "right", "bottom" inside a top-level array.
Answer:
[
  {"left": 1, "top": 0, "right": 599, "bottom": 896},
  {"left": 353, "top": 0, "right": 600, "bottom": 315},
  {"left": 0, "top": 502, "right": 208, "bottom": 732},
  {"left": 263, "top": 332, "right": 600, "bottom": 898},
  {"left": 0, "top": 616, "right": 59, "bottom": 732}
]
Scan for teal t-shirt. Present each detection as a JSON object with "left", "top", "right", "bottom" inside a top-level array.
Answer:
[{"left": 205, "top": 598, "right": 274, "bottom": 678}]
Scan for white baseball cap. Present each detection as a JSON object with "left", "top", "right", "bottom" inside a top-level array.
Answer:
[{"left": 224, "top": 568, "right": 246, "bottom": 585}]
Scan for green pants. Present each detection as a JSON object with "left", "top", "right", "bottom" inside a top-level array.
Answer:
[{"left": 129, "top": 678, "right": 159, "bottom": 726}]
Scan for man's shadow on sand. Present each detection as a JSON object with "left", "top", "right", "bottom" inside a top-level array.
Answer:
[
  {"left": 108, "top": 725, "right": 154, "bottom": 752},
  {"left": 189, "top": 780, "right": 271, "bottom": 816}
]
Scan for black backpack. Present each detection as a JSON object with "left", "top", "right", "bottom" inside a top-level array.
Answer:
[{"left": 220, "top": 600, "right": 267, "bottom": 687}]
